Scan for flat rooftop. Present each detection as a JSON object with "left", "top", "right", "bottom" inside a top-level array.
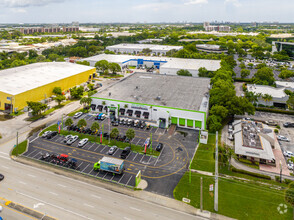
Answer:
[
  {"left": 0, "top": 62, "right": 95, "bottom": 95},
  {"left": 106, "top": 43, "right": 183, "bottom": 51},
  {"left": 247, "top": 84, "right": 288, "bottom": 99},
  {"left": 93, "top": 72, "right": 210, "bottom": 111}
]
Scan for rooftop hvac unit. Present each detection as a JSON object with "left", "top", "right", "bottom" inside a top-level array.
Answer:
[
  {"left": 249, "top": 133, "right": 255, "bottom": 138},
  {"left": 249, "top": 139, "right": 256, "bottom": 147},
  {"left": 156, "top": 96, "right": 161, "bottom": 100}
]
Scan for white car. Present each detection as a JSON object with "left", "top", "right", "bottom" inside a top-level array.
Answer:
[
  {"left": 78, "top": 138, "right": 89, "bottom": 148},
  {"left": 42, "top": 131, "right": 51, "bottom": 138},
  {"left": 67, "top": 135, "right": 79, "bottom": 145},
  {"left": 288, "top": 163, "right": 294, "bottom": 170},
  {"left": 284, "top": 151, "right": 294, "bottom": 158},
  {"left": 63, "top": 135, "right": 73, "bottom": 143},
  {"left": 277, "top": 135, "right": 290, "bottom": 142},
  {"left": 74, "top": 112, "right": 83, "bottom": 119}
]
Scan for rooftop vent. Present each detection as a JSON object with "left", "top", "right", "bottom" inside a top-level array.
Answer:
[
  {"left": 156, "top": 96, "right": 161, "bottom": 100},
  {"left": 109, "top": 92, "right": 111, "bottom": 97}
]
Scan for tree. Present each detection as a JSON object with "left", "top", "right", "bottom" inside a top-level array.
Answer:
[
  {"left": 198, "top": 67, "right": 209, "bottom": 77},
  {"left": 26, "top": 101, "right": 47, "bottom": 116},
  {"left": 87, "top": 83, "right": 94, "bottom": 91},
  {"left": 53, "top": 87, "right": 62, "bottom": 95},
  {"left": 279, "top": 70, "right": 294, "bottom": 80},
  {"left": 54, "top": 95, "right": 66, "bottom": 106},
  {"left": 91, "top": 122, "right": 100, "bottom": 132},
  {"left": 126, "top": 129, "right": 135, "bottom": 147},
  {"left": 220, "top": 56, "right": 237, "bottom": 69},
  {"left": 287, "top": 96, "right": 294, "bottom": 110},
  {"left": 28, "top": 50, "right": 38, "bottom": 59},
  {"left": 110, "top": 128, "right": 119, "bottom": 140},
  {"left": 70, "top": 86, "right": 84, "bottom": 99},
  {"left": 241, "top": 69, "right": 250, "bottom": 78},
  {"left": 262, "top": 94, "right": 273, "bottom": 106},
  {"left": 77, "top": 119, "right": 87, "bottom": 128},
  {"left": 209, "top": 105, "right": 229, "bottom": 120},
  {"left": 76, "top": 60, "right": 90, "bottom": 66},
  {"left": 65, "top": 118, "right": 73, "bottom": 129},
  {"left": 208, "top": 115, "right": 222, "bottom": 132},
  {"left": 177, "top": 69, "right": 192, "bottom": 77},
  {"left": 142, "top": 48, "right": 152, "bottom": 54},
  {"left": 108, "top": 62, "right": 121, "bottom": 74},
  {"left": 245, "top": 91, "right": 261, "bottom": 104},
  {"left": 285, "top": 182, "right": 294, "bottom": 215},
  {"left": 253, "top": 67, "right": 275, "bottom": 85},
  {"left": 95, "top": 60, "right": 109, "bottom": 73},
  {"left": 247, "top": 63, "right": 254, "bottom": 69},
  {"left": 80, "top": 97, "right": 92, "bottom": 108}
]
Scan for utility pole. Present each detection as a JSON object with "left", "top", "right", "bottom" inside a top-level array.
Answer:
[
  {"left": 280, "top": 160, "right": 282, "bottom": 183},
  {"left": 108, "top": 110, "right": 110, "bottom": 144},
  {"left": 16, "top": 131, "right": 19, "bottom": 156},
  {"left": 200, "top": 177, "right": 203, "bottom": 212},
  {"left": 214, "top": 131, "right": 218, "bottom": 212}
]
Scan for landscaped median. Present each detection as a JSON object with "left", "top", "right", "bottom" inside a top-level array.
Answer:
[
  {"left": 40, "top": 124, "right": 160, "bottom": 157},
  {"left": 174, "top": 172, "right": 293, "bottom": 220},
  {"left": 11, "top": 140, "right": 28, "bottom": 156}
]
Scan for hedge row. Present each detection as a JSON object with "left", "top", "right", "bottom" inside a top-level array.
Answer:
[
  {"left": 233, "top": 78, "right": 253, "bottom": 83},
  {"left": 255, "top": 107, "right": 294, "bottom": 115},
  {"left": 231, "top": 167, "right": 272, "bottom": 180}
]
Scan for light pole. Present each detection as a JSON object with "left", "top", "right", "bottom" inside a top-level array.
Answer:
[{"left": 280, "top": 160, "right": 282, "bottom": 183}]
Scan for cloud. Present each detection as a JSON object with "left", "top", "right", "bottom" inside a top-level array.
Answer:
[
  {"left": 11, "top": 8, "right": 27, "bottom": 13},
  {"left": 184, "top": 0, "right": 208, "bottom": 5},
  {"left": 224, "top": 0, "right": 241, "bottom": 7},
  {"left": 0, "top": 0, "right": 63, "bottom": 8},
  {"left": 133, "top": 2, "right": 176, "bottom": 11}
]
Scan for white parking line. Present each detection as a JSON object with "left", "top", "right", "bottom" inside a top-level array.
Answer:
[
  {"left": 95, "top": 170, "right": 100, "bottom": 177},
  {"left": 125, "top": 152, "right": 131, "bottom": 160},
  {"left": 130, "top": 206, "right": 141, "bottom": 212},
  {"left": 76, "top": 162, "right": 84, "bottom": 170},
  {"left": 102, "top": 172, "right": 108, "bottom": 179},
  {"left": 112, "top": 149, "right": 119, "bottom": 157},
  {"left": 147, "top": 156, "right": 152, "bottom": 164},
  {"left": 118, "top": 173, "right": 125, "bottom": 183},
  {"left": 140, "top": 155, "right": 145, "bottom": 163},
  {"left": 135, "top": 139, "right": 140, "bottom": 145},
  {"left": 94, "top": 146, "right": 99, "bottom": 152},
  {"left": 155, "top": 128, "right": 159, "bottom": 134},
  {"left": 125, "top": 176, "right": 132, "bottom": 186},
  {"left": 87, "top": 143, "right": 95, "bottom": 150},
  {"left": 83, "top": 203, "right": 94, "bottom": 208},
  {"left": 154, "top": 146, "right": 164, "bottom": 166},
  {"left": 87, "top": 168, "right": 94, "bottom": 174},
  {"left": 30, "top": 136, "right": 39, "bottom": 143},
  {"left": 110, "top": 174, "right": 115, "bottom": 181},
  {"left": 49, "top": 192, "right": 58, "bottom": 196},
  {"left": 132, "top": 153, "right": 138, "bottom": 161},
  {"left": 33, "top": 152, "right": 41, "bottom": 159},
  {"left": 100, "top": 145, "right": 107, "bottom": 153},
  {"left": 27, "top": 149, "right": 37, "bottom": 157},
  {"left": 81, "top": 164, "right": 90, "bottom": 173},
  {"left": 91, "top": 195, "right": 101, "bottom": 199},
  {"left": 27, "top": 174, "right": 36, "bottom": 178}
]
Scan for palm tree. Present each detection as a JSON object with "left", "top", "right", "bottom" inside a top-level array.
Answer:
[{"left": 262, "top": 94, "right": 273, "bottom": 106}]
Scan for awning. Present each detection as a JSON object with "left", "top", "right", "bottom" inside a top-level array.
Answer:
[
  {"left": 90, "top": 104, "right": 96, "bottom": 110},
  {"left": 119, "top": 108, "right": 125, "bottom": 113},
  {"left": 97, "top": 105, "right": 103, "bottom": 110},
  {"left": 143, "top": 112, "right": 149, "bottom": 117},
  {"left": 135, "top": 111, "right": 141, "bottom": 116},
  {"left": 126, "top": 109, "right": 133, "bottom": 114}
]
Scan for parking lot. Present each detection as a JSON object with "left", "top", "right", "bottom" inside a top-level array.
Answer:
[{"left": 22, "top": 112, "right": 199, "bottom": 197}]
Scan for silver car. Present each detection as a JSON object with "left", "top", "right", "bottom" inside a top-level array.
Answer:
[
  {"left": 67, "top": 135, "right": 79, "bottom": 145},
  {"left": 64, "top": 135, "right": 73, "bottom": 143},
  {"left": 108, "top": 146, "right": 118, "bottom": 155},
  {"left": 78, "top": 138, "right": 89, "bottom": 148}
]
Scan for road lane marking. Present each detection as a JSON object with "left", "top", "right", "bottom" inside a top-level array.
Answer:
[
  {"left": 30, "top": 136, "right": 39, "bottom": 143},
  {"left": 49, "top": 192, "right": 58, "bottom": 196},
  {"left": 91, "top": 195, "right": 101, "bottom": 199},
  {"left": 16, "top": 191, "right": 94, "bottom": 220},
  {"left": 83, "top": 203, "right": 94, "bottom": 208},
  {"left": 58, "top": 184, "right": 67, "bottom": 188},
  {"left": 27, "top": 174, "right": 36, "bottom": 178},
  {"left": 19, "top": 181, "right": 27, "bottom": 185},
  {"left": 130, "top": 206, "right": 141, "bottom": 212},
  {"left": 0, "top": 152, "right": 9, "bottom": 155},
  {"left": 1, "top": 165, "right": 9, "bottom": 169}
]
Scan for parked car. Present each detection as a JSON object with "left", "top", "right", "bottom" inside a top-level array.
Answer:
[
  {"left": 120, "top": 147, "right": 131, "bottom": 159},
  {"left": 127, "top": 119, "right": 133, "bottom": 126},
  {"left": 42, "top": 131, "right": 51, "bottom": 138},
  {"left": 74, "top": 112, "right": 83, "bottom": 119},
  {"left": 0, "top": 173, "right": 4, "bottom": 181},
  {"left": 284, "top": 151, "right": 294, "bottom": 157},
  {"left": 265, "top": 120, "right": 278, "bottom": 126},
  {"left": 141, "top": 121, "right": 146, "bottom": 129},
  {"left": 112, "top": 120, "right": 119, "bottom": 126},
  {"left": 108, "top": 146, "right": 118, "bottom": 155},
  {"left": 119, "top": 118, "right": 124, "bottom": 125},
  {"left": 155, "top": 143, "right": 163, "bottom": 151},
  {"left": 103, "top": 132, "right": 109, "bottom": 138},
  {"left": 134, "top": 120, "right": 139, "bottom": 127},
  {"left": 78, "top": 138, "right": 89, "bottom": 148},
  {"left": 288, "top": 163, "right": 294, "bottom": 170},
  {"left": 47, "top": 131, "right": 57, "bottom": 139},
  {"left": 67, "top": 135, "right": 79, "bottom": 145},
  {"left": 277, "top": 135, "right": 290, "bottom": 142},
  {"left": 64, "top": 135, "right": 73, "bottom": 143},
  {"left": 123, "top": 119, "right": 128, "bottom": 125},
  {"left": 40, "top": 152, "right": 50, "bottom": 161},
  {"left": 146, "top": 124, "right": 151, "bottom": 130},
  {"left": 284, "top": 122, "right": 294, "bottom": 128}
]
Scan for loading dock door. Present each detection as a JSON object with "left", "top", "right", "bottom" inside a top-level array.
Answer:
[
  {"left": 187, "top": 119, "right": 194, "bottom": 127},
  {"left": 179, "top": 118, "right": 186, "bottom": 126},
  {"left": 171, "top": 117, "right": 178, "bottom": 124}
]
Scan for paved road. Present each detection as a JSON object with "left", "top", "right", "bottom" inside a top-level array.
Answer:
[
  {"left": 0, "top": 150, "right": 204, "bottom": 220},
  {"left": 0, "top": 203, "right": 35, "bottom": 220}
]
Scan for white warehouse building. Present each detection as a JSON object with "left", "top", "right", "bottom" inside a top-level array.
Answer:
[
  {"left": 81, "top": 54, "right": 221, "bottom": 77},
  {"left": 90, "top": 73, "right": 210, "bottom": 130},
  {"left": 106, "top": 43, "right": 183, "bottom": 56}
]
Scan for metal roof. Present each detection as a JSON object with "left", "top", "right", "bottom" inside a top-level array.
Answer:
[
  {"left": 101, "top": 156, "right": 124, "bottom": 165},
  {"left": 106, "top": 43, "right": 183, "bottom": 52},
  {"left": 247, "top": 84, "right": 288, "bottom": 99},
  {"left": 0, "top": 62, "right": 95, "bottom": 95}
]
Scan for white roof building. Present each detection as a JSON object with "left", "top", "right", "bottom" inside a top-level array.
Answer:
[
  {"left": 0, "top": 62, "right": 95, "bottom": 95},
  {"left": 81, "top": 54, "right": 221, "bottom": 77},
  {"left": 106, "top": 43, "right": 183, "bottom": 55},
  {"left": 276, "top": 81, "right": 294, "bottom": 92}
]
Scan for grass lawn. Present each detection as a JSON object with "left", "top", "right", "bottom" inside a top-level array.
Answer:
[
  {"left": 11, "top": 140, "right": 28, "bottom": 156},
  {"left": 67, "top": 108, "right": 89, "bottom": 117},
  {"left": 174, "top": 172, "right": 293, "bottom": 220},
  {"left": 191, "top": 133, "right": 216, "bottom": 173},
  {"left": 40, "top": 124, "right": 160, "bottom": 157}
]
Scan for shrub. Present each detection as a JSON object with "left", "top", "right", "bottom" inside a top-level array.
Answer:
[
  {"left": 255, "top": 107, "right": 294, "bottom": 115},
  {"left": 231, "top": 167, "right": 271, "bottom": 180},
  {"left": 284, "top": 179, "right": 293, "bottom": 185},
  {"left": 274, "top": 129, "right": 279, "bottom": 134},
  {"left": 275, "top": 176, "right": 281, "bottom": 182},
  {"left": 276, "top": 125, "right": 281, "bottom": 129}
]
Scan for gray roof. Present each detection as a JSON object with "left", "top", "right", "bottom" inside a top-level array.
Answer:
[
  {"left": 0, "top": 62, "right": 95, "bottom": 95},
  {"left": 93, "top": 72, "right": 210, "bottom": 111}
]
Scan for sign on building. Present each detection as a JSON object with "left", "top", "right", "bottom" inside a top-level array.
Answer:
[{"left": 200, "top": 130, "right": 208, "bottom": 144}]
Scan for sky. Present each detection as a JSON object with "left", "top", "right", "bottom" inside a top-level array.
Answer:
[{"left": 0, "top": 0, "right": 293, "bottom": 23}]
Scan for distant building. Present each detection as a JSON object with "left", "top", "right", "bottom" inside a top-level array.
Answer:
[
  {"left": 106, "top": 43, "right": 183, "bottom": 56},
  {"left": 203, "top": 22, "right": 231, "bottom": 32},
  {"left": 247, "top": 84, "right": 289, "bottom": 108},
  {"left": 138, "top": 39, "right": 163, "bottom": 44},
  {"left": 19, "top": 26, "right": 79, "bottom": 34},
  {"left": 272, "top": 41, "right": 294, "bottom": 56},
  {"left": 196, "top": 44, "right": 227, "bottom": 54}
]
